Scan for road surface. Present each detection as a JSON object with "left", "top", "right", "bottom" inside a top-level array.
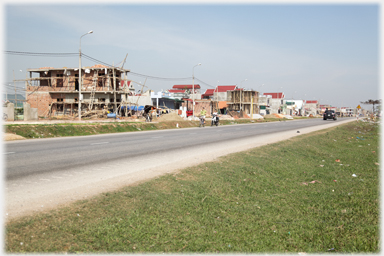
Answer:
[{"left": 4, "top": 118, "right": 355, "bottom": 220}]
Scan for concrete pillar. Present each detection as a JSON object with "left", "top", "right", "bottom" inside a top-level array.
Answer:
[
  {"left": 4, "top": 102, "right": 14, "bottom": 121},
  {"left": 23, "top": 102, "right": 38, "bottom": 121}
]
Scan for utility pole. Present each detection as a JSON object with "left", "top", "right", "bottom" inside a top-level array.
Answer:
[
  {"left": 13, "top": 70, "right": 17, "bottom": 111},
  {"left": 192, "top": 63, "right": 201, "bottom": 117},
  {"left": 25, "top": 71, "right": 27, "bottom": 105},
  {"left": 113, "top": 64, "right": 117, "bottom": 113},
  {"left": 78, "top": 30, "right": 93, "bottom": 121}
]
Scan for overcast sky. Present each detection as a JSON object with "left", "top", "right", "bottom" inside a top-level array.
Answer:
[{"left": 2, "top": 0, "right": 381, "bottom": 109}]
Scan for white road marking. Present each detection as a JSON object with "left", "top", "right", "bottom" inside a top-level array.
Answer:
[
  {"left": 4, "top": 152, "right": 15, "bottom": 154},
  {"left": 90, "top": 142, "right": 109, "bottom": 145}
]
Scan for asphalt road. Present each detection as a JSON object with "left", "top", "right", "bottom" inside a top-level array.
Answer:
[
  {"left": 5, "top": 118, "right": 352, "bottom": 181},
  {"left": 4, "top": 117, "right": 356, "bottom": 219}
]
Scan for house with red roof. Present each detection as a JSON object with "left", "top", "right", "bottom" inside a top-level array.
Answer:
[
  {"left": 172, "top": 84, "right": 201, "bottom": 93},
  {"left": 263, "top": 92, "right": 285, "bottom": 99},
  {"left": 172, "top": 84, "right": 201, "bottom": 100},
  {"left": 168, "top": 89, "right": 186, "bottom": 94},
  {"left": 303, "top": 100, "right": 319, "bottom": 116},
  {"left": 202, "top": 89, "right": 215, "bottom": 99},
  {"left": 261, "top": 92, "right": 285, "bottom": 114},
  {"left": 214, "top": 85, "right": 238, "bottom": 101},
  {"left": 172, "top": 84, "right": 201, "bottom": 89},
  {"left": 210, "top": 85, "right": 240, "bottom": 113}
]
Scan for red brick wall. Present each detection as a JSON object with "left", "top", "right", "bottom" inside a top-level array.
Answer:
[
  {"left": 26, "top": 89, "right": 53, "bottom": 117},
  {"left": 182, "top": 100, "right": 212, "bottom": 116}
]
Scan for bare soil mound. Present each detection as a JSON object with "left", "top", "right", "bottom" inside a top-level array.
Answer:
[
  {"left": 155, "top": 112, "right": 185, "bottom": 122},
  {"left": 3, "top": 133, "right": 26, "bottom": 141}
]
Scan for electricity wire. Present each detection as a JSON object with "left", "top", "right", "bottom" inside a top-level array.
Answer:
[
  {"left": 6, "top": 50, "right": 215, "bottom": 89},
  {"left": 5, "top": 51, "right": 77, "bottom": 57}
]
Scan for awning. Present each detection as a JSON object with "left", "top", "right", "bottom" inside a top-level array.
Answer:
[{"left": 218, "top": 101, "right": 227, "bottom": 109}]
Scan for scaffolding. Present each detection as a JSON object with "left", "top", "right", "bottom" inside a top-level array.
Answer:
[
  {"left": 226, "top": 90, "right": 260, "bottom": 116},
  {"left": 23, "top": 65, "right": 140, "bottom": 118}
]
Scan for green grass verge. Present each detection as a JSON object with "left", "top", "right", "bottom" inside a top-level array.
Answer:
[
  {"left": 5, "top": 120, "right": 379, "bottom": 253},
  {"left": 4, "top": 116, "right": 311, "bottom": 139}
]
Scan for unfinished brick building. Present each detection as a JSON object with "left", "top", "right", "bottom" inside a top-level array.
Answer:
[
  {"left": 227, "top": 90, "right": 260, "bottom": 116},
  {"left": 26, "top": 64, "right": 137, "bottom": 117}
]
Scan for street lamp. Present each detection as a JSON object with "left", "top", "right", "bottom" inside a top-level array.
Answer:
[
  {"left": 78, "top": 30, "right": 93, "bottom": 121},
  {"left": 192, "top": 63, "right": 201, "bottom": 117}
]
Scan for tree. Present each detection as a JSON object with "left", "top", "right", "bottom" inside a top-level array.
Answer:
[{"left": 360, "top": 99, "right": 381, "bottom": 113}]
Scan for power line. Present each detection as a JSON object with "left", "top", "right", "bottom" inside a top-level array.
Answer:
[
  {"left": 5, "top": 50, "right": 77, "bottom": 57},
  {"left": 6, "top": 50, "right": 213, "bottom": 87},
  {"left": 194, "top": 78, "right": 215, "bottom": 89},
  {"left": 82, "top": 53, "right": 193, "bottom": 82},
  {"left": 81, "top": 53, "right": 112, "bottom": 67},
  {"left": 129, "top": 72, "right": 191, "bottom": 81}
]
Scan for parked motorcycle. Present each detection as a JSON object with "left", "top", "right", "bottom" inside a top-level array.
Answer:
[{"left": 211, "top": 112, "right": 219, "bottom": 126}]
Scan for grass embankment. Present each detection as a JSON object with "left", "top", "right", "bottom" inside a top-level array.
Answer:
[
  {"left": 5, "top": 120, "right": 379, "bottom": 253},
  {"left": 4, "top": 117, "right": 290, "bottom": 139}
]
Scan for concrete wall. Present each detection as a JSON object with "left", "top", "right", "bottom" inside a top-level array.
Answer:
[
  {"left": 215, "top": 92, "right": 228, "bottom": 101},
  {"left": 269, "top": 99, "right": 284, "bottom": 114},
  {"left": 126, "top": 95, "right": 152, "bottom": 106},
  {"left": 3, "top": 102, "right": 14, "bottom": 121},
  {"left": 23, "top": 102, "right": 38, "bottom": 121}
]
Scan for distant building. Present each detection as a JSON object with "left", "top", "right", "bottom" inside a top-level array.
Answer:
[
  {"left": 201, "top": 89, "right": 215, "bottom": 99},
  {"left": 340, "top": 107, "right": 354, "bottom": 117},
  {"left": 3, "top": 94, "right": 25, "bottom": 108},
  {"left": 150, "top": 91, "right": 183, "bottom": 109},
  {"left": 263, "top": 92, "right": 285, "bottom": 114},
  {"left": 320, "top": 104, "right": 337, "bottom": 113},
  {"left": 284, "top": 99, "right": 304, "bottom": 116},
  {"left": 171, "top": 84, "right": 201, "bottom": 100},
  {"left": 258, "top": 94, "right": 272, "bottom": 115},
  {"left": 214, "top": 85, "right": 238, "bottom": 101},
  {"left": 303, "top": 100, "right": 319, "bottom": 116}
]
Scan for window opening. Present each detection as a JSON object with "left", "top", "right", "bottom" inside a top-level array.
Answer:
[
  {"left": 56, "top": 74, "right": 64, "bottom": 87},
  {"left": 75, "top": 74, "right": 79, "bottom": 91}
]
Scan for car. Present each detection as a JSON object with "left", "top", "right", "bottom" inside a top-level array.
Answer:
[{"left": 323, "top": 110, "right": 337, "bottom": 120}]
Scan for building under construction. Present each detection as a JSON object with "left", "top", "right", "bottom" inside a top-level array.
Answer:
[
  {"left": 226, "top": 90, "right": 260, "bottom": 116},
  {"left": 25, "top": 64, "right": 146, "bottom": 118}
]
